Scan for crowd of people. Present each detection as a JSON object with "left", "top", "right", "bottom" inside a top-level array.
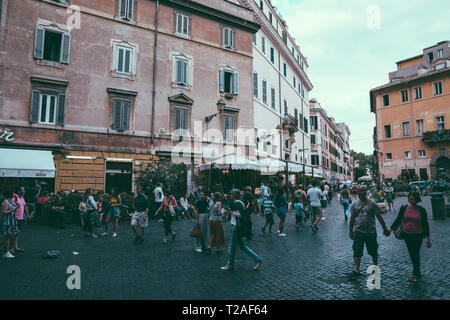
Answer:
[{"left": 1, "top": 179, "right": 432, "bottom": 282}]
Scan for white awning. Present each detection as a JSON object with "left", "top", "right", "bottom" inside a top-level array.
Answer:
[
  {"left": 0, "top": 149, "right": 56, "bottom": 178},
  {"left": 199, "top": 155, "right": 260, "bottom": 171}
]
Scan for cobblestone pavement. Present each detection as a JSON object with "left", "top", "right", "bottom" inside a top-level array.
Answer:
[{"left": 0, "top": 196, "right": 449, "bottom": 300}]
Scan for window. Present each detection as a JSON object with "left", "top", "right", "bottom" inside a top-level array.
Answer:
[
  {"left": 293, "top": 76, "right": 296, "bottom": 88},
  {"left": 175, "top": 13, "right": 189, "bottom": 36},
  {"left": 437, "top": 49, "right": 444, "bottom": 58},
  {"left": 434, "top": 82, "right": 443, "bottom": 95},
  {"left": 401, "top": 90, "right": 408, "bottom": 102},
  {"left": 311, "top": 155, "right": 319, "bottom": 166},
  {"left": 384, "top": 125, "right": 391, "bottom": 138},
  {"left": 116, "top": 45, "right": 133, "bottom": 74},
  {"left": 414, "top": 87, "right": 422, "bottom": 100},
  {"left": 269, "top": 12, "right": 273, "bottom": 24},
  {"left": 38, "top": 94, "right": 58, "bottom": 125},
  {"left": 284, "top": 100, "right": 288, "bottom": 115},
  {"left": 420, "top": 168, "right": 428, "bottom": 180},
  {"left": 220, "top": 70, "right": 239, "bottom": 94},
  {"left": 383, "top": 94, "right": 389, "bottom": 106},
  {"left": 404, "top": 151, "right": 411, "bottom": 159},
  {"left": 428, "top": 52, "right": 433, "bottom": 63},
  {"left": 252, "top": 33, "right": 257, "bottom": 45},
  {"left": 416, "top": 119, "right": 424, "bottom": 134},
  {"left": 262, "top": 37, "right": 265, "bottom": 54},
  {"left": 222, "top": 27, "right": 235, "bottom": 49},
  {"left": 310, "top": 116, "right": 318, "bottom": 130},
  {"left": 311, "top": 135, "right": 316, "bottom": 145},
  {"left": 262, "top": 80, "right": 267, "bottom": 104},
  {"left": 260, "top": 0, "right": 264, "bottom": 10},
  {"left": 283, "top": 63, "right": 287, "bottom": 77},
  {"left": 222, "top": 115, "right": 235, "bottom": 142},
  {"left": 112, "top": 100, "right": 131, "bottom": 132},
  {"left": 271, "top": 88, "right": 275, "bottom": 110},
  {"left": 34, "top": 29, "right": 71, "bottom": 64},
  {"left": 270, "top": 47, "right": 274, "bottom": 64},
  {"left": 118, "top": 0, "right": 135, "bottom": 21},
  {"left": 253, "top": 73, "right": 258, "bottom": 98},
  {"left": 304, "top": 118, "right": 308, "bottom": 133},
  {"left": 402, "top": 122, "right": 410, "bottom": 136},
  {"left": 436, "top": 116, "right": 445, "bottom": 131},
  {"left": 173, "top": 58, "right": 189, "bottom": 85},
  {"left": 301, "top": 86, "right": 305, "bottom": 99},
  {"left": 386, "top": 153, "right": 392, "bottom": 160},
  {"left": 298, "top": 83, "right": 301, "bottom": 94},
  {"left": 174, "top": 108, "right": 188, "bottom": 133},
  {"left": 418, "top": 150, "right": 426, "bottom": 158}
]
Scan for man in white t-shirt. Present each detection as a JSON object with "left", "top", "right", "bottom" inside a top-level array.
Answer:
[
  {"left": 153, "top": 183, "right": 164, "bottom": 221},
  {"left": 307, "top": 181, "right": 322, "bottom": 233}
]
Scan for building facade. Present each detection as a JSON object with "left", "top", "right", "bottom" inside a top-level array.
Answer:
[
  {"left": 0, "top": 0, "right": 259, "bottom": 193},
  {"left": 243, "top": 0, "right": 313, "bottom": 184},
  {"left": 309, "top": 99, "right": 352, "bottom": 184},
  {"left": 371, "top": 41, "right": 450, "bottom": 183}
]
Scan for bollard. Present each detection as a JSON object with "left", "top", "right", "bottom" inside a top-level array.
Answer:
[{"left": 431, "top": 192, "right": 445, "bottom": 220}]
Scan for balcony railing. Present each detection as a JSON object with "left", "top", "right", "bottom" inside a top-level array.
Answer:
[
  {"left": 422, "top": 129, "right": 450, "bottom": 146},
  {"left": 282, "top": 114, "right": 299, "bottom": 135}
]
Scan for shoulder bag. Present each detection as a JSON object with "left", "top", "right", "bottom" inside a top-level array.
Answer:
[{"left": 394, "top": 205, "right": 407, "bottom": 240}]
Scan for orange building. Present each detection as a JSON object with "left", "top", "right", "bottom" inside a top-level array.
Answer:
[{"left": 371, "top": 41, "right": 450, "bottom": 183}]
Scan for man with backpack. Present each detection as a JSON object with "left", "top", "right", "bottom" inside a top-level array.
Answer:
[{"left": 221, "top": 189, "right": 262, "bottom": 271}]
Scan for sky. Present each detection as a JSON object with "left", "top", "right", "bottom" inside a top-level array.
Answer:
[{"left": 270, "top": 0, "right": 450, "bottom": 155}]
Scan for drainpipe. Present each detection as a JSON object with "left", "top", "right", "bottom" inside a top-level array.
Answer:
[{"left": 150, "top": 0, "right": 159, "bottom": 145}]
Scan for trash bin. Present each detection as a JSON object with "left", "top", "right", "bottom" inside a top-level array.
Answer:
[{"left": 431, "top": 192, "right": 445, "bottom": 220}]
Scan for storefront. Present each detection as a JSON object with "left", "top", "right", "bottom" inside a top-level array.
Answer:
[{"left": 0, "top": 148, "right": 56, "bottom": 193}]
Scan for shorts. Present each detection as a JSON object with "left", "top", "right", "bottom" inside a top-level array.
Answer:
[
  {"left": 310, "top": 206, "right": 321, "bottom": 220},
  {"left": 265, "top": 212, "right": 274, "bottom": 225},
  {"left": 320, "top": 200, "right": 328, "bottom": 208},
  {"left": 295, "top": 213, "right": 304, "bottom": 224},
  {"left": 386, "top": 196, "right": 394, "bottom": 204},
  {"left": 131, "top": 211, "right": 148, "bottom": 228},
  {"left": 352, "top": 232, "right": 379, "bottom": 258},
  {"left": 277, "top": 207, "right": 287, "bottom": 218},
  {"left": 108, "top": 207, "right": 121, "bottom": 218}
]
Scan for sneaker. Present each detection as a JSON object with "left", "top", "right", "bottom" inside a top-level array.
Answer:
[
  {"left": 3, "top": 251, "right": 15, "bottom": 258},
  {"left": 92, "top": 234, "right": 98, "bottom": 238},
  {"left": 253, "top": 259, "right": 262, "bottom": 271},
  {"left": 315, "top": 226, "right": 319, "bottom": 231},
  {"left": 311, "top": 225, "right": 316, "bottom": 233},
  {"left": 112, "top": 233, "right": 118, "bottom": 237},
  {"left": 278, "top": 233, "right": 286, "bottom": 237},
  {"left": 101, "top": 232, "right": 108, "bottom": 236},
  {"left": 195, "top": 248, "right": 203, "bottom": 253},
  {"left": 220, "top": 266, "right": 233, "bottom": 271},
  {"left": 277, "top": 230, "right": 280, "bottom": 234},
  {"left": 261, "top": 227, "right": 266, "bottom": 234},
  {"left": 158, "top": 219, "right": 163, "bottom": 223}
]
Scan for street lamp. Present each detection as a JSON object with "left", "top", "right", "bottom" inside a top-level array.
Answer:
[{"left": 205, "top": 99, "right": 226, "bottom": 123}]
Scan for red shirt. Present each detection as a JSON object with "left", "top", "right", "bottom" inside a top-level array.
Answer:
[{"left": 402, "top": 205, "right": 423, "bottom": 234}]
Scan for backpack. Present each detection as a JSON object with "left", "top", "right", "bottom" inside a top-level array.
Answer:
[{"left": 235, "top": 200, "right": 253, "bottom": 239}]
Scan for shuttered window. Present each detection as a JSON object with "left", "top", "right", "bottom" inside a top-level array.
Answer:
[
  {"left": 118, "top": 0, "right": 135, "bottom": 21},
  {"left": 222, "top": 115, "right": 235, "bottom": 142},
  {"left": 34, "top": 28, "right": 71, "bottom": 64},
  {"left": 271, "top": 88, "right": 275, "bottom": 110},
  {"left": 29, "top": 90, "right": 66, "bottom": 126},
  {"left": 112, "top": 100, "right": 131, "bottom": 132},
  {"left": 174, "top": 108, "right": 188, "bottom": 132},
  {"left": 219, "top": 70, "right": 239, "bottom": 95},
  {"left": 175, "top": 58, "right": 189, "bottom": 85},
  {"left": 176, "top": 14, "right": 189, "bottom": 36},
  {"left": 262, "top": 80, "right": 267, "bottom": 104},
  {"left": 253, "top": 73, "right": 258, "bottom": 98},
  {"left": 222, "top": 27, "right": 235, "bottom": 49},
  {"left": 116, "top": 46, "right": 133, "bottom": 74},
  {"left": 270, "top": 47, "right": 274, "bottom": 64}
]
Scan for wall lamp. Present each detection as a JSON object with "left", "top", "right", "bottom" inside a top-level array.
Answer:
[{"left": 205, "top": 99, "right": 226, "bottom": 123}]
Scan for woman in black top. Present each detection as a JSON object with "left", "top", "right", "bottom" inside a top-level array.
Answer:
[{"left": 194, "top": 192, "right": 210, "bottom": 253}]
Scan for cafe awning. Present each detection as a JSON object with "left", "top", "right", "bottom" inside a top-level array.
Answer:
[
  {"left": 0, "top": 148, "right": 56, "bottom": 178},
  {"left": 199, "top": 155, "right": 260, "bottom": 171}
]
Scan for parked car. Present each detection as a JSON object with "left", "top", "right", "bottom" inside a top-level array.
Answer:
[
  {"left": 409, "top": 181, "right": 427, "bottom": 192},
  {"left": 431, "top": 180, "right": 450, "bottom": 192}
]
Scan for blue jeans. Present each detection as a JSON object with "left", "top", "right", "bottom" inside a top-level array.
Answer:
[
  {"left": 226, "top": 225, "right": 261, "bottom": 268},
  {"left": 342, "top": 199, "right": 350, "bottom": 216}
]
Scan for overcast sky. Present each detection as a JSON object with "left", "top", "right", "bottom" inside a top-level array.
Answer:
[{"left": 270, "top": 0, "right": 450, "bottom": 155}]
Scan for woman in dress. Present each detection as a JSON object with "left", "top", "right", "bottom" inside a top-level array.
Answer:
[
  {"left": 207, "top": 192, "right": 225, "bottom": 255},
  {"left": 1, "top": 191, "right": 19, "bottom": 258},
  {"left": 154, "top": 189, "right": 177, "bottom": 244}
]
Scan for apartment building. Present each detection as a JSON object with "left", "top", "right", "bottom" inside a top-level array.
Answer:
[
  {"left": 0, "top": 0, "right": 259, "bottom": 193},
  {"left": 371, "top": 41, "right": 450, "bottom": 182}
]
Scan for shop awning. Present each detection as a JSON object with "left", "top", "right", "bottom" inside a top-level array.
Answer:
[
  {"left": 0, "top": 149, "right": 56, "bottom": 178},
  {"left": 199, "top": 155, "right": 260, "bottom": 171}
]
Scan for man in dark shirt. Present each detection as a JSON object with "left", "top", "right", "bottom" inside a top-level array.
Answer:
[
  {"left": 131, "top": 186, "right": 150, "bottom": 244},
  {"left": 194, "top": 192, "right": 210, "bottom": 252}
]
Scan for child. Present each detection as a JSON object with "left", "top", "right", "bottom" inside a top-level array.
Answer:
[
  {"left": 294, "top": 198, "right": 304, "bottom": 232},
  {"left": 261, "top": 194, "right": 275, "bottom": 235}
]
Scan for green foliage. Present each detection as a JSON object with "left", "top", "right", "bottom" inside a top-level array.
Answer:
[
  {"left": 136, "top": 159, "right": 187, "bottom": 198},
  {"left": 350, "top": 150, "right": 376, "bottom": 182}
]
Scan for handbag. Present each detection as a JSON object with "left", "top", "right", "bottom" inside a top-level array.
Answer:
[{"left": 190, "top": 223, "right": 202, "bottom": 238}]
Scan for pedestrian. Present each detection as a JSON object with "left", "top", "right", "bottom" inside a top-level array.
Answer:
[
  {"left": 193, "top": 191, "right": 209, "bottom": 252},
  {"left": 384, "top": 183, "right": 395, "bottom": 212},
  {"left": 349, "top": 186, "right": 390, "bottom": 277},
  {"left": 179, "top": 194, "right": 189, "bottom": 219},
  {"left": 1, "top": 191, "right": 19, "bottom": 258},
  {"left": 131, "top": 186, "right": 149, "bottom": 245},
  {"left": 194, "top": 185, "right": 203, "bottom": 202},
  {"left": 154, "top": 189, "right": 177, "bottom": 244},
  {"left": 82, "top": 188, "right": 98, "bottom": 238},
  {"left": 153, "top": 183, "right": 164, "bottom": 222},
  {"left": 340, "top": 184, "right": 351, "bottom": 221},
  {"left": 294, "top": 197, "right": 304, "bottom": 232},
  {"left": 78, "top": 196, "right": 87, "bottom": 234},
  {"left": 261, "top": 193, "right": 275, "bottom": 235},
  {"left": 274, "top": 187, "right": 288, "bottom": 237},
  {"left": 102, "top": 187, "right": 121, "bottom": 237},
  {"left": 389, "top": 190, "right": 431, "bottom": 282},
  {"left": 11, "top": 187, "right": 30, "bottom": 253},
  {"left": 51, "top": 195, "right": 65, "bottom": 229},
  {"left": 307, "top": 181, "right": 322, "bottom": 233},
  {"left": 221, "top": 189, "right": 262, "bottom": 271},
  {"left": 208, "top": 192, "right": 225, "bottom": 255},
  {"left": 320, "top": 184, "right": 329, "bottom": 221},
  {"left": 221, "top": 193, "right": 232, "bottom": 222}
]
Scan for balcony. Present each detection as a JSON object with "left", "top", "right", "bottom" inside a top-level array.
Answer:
[
  {"left": 422, "top": 129, "right": 450, "bottom": 146},
  {"left": 282, "top": 114, "right": 299, "bottom": 135}
]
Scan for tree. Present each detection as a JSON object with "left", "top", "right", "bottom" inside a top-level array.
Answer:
[
  {"left": 135, "top": 159, "right": 187, "bottom": 198},
  {"left": 350, "top": 150, "right": 376, "bottom": 182}
]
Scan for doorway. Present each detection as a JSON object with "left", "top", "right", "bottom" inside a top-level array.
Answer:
[{"left": 105, "top": 161, "right": 133, "bottom": 194}]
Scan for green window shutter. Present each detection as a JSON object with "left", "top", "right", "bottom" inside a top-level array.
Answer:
[
  {"left": 113, "top": 101, "right": 122, "bottom": 130},
  {"left": 118, "top": 0, "right": 127, "bottom": 18},
  {"left": 60, "top": 33, "right": 71, "bottom": 64},
  {"left": 30, "top": 90, "right": 41, "bottom": 123},
  {"left": 121, "top": 101, "right": 130, "bottom": 131},
  {"left": 233, "top": 72, "right": 239, "bottom": 95},
  {"left": 127, "top": 0, "right": 134, "bottom": 21},
  {"left": 219, "top": 70, "right": 225, "bottom": 92},
  {"left": 56, "top": 94, "right": 66, "bottom": 126},
  {"left": 34, "top": 28, "right": 45, "bottom": 59}
]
